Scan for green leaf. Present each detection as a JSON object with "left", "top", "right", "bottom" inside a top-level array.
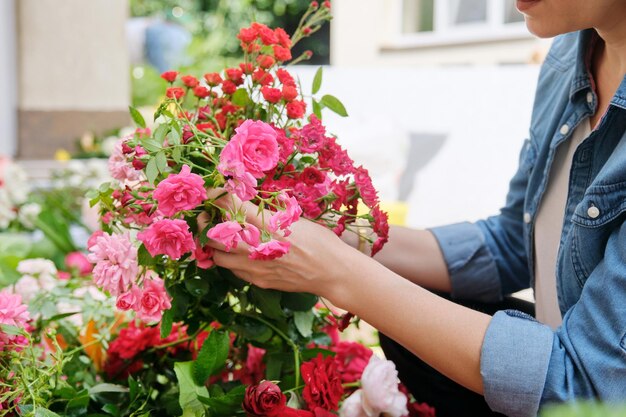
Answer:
[
  {"left": 155, "top": 150, "right": 168, "bottom": 173},
  {"left": 88, "top": 384, "right": 129, "bottom": 395},
  {"left": 312, "top": 99, "right": 322, "bottom": 120},
  {"left": 294, "top": 310, "right": 314, "bottom": 338},
  {"left": 101, "top": 403, "right": 120, "bottom": 416},
  {"left": 172, "top": 146, "right": 182, "bottom": 163},
  {"left": 185, "top": 276, "right": 210, "bottom": 297},
  {"left": 312, "top": 67, "right": 323, "bottom": 94},
  {"left": 146, "top": 158, "right": 159, "bottom": 185},
  {"left": 140, "top": 137, "right": 163, "bottom": 153},
  {"left": 161, "top": 308, "right": 174, "bottom": 338},
  {"left": 137, "top": 244, "right": 157, "bottom": 266},
  {"left": 320, "top": 94, "right": 348, "bottom": 117},
  {"left": 233, "top": 316, "right": 273, "bottom": 343},
  {"left": 193, "top": 330, "right": 230, "bottom": 385},
  {"left": 154, "top": 123, "right": 170, "bottom": 145},
  {"left": 250, "top": 287, "right": 284, "bottom": 319},
  {"left": 34, "top": 408, "right": 63, "bottom": 417},
  {"left": 174, "top": 362, "right": 209, "bottom": 417},
  {"left": 129, "top": 105, "right": 146, "bottom": 128},
  {"left": 197, "top": 385, "right": 246, "bottom": 416},
  {"left": 231, "top": 88, "right": 251, "bottom": 106},
  {"left": 281, "top": 292, "right": 318, "bottom": 311},
  {"left": 169, "top": 127, "right": 182, "bottom": 146}
]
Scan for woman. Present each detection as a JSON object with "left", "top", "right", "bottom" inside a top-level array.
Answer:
[{"left": 204, "top": 1, "right": 626, "bottom": 416}]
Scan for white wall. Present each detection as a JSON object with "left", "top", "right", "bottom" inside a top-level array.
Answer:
[
  {"left": 0, "top": 0, "right": 17, "bottom": 156},
  {"left": 291, "top": 65, "right": 539, "bottom": 228}
]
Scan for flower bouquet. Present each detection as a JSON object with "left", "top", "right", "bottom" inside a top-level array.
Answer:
[{"left": 80, "top": 2, "right": 434, "bottom": 416}]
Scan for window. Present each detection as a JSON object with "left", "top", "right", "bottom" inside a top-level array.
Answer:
[{"left": 399, "top": 0, "right": 527, "bottom": 44}]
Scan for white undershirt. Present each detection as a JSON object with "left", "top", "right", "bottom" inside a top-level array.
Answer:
[{"left": 534, "top": 119, "right": 591, "bottom": 329}]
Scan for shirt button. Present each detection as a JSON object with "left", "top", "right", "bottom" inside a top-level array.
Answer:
[
  {"left": 586, "top": 91, "right": 594, "bottom": 104},
  {"left": 560, "top": 124, "right": 570, "bottom": 135},
  {"left": 523, "top": 212, "right": 532, "bottom": 223},
  {"left": 587, "top": 206, "right": 600, "bottom": 219}
]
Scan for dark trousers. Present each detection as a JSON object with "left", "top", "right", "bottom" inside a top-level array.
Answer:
[{"left": 380, "top": 294, "right": 535, "bottom": 417}]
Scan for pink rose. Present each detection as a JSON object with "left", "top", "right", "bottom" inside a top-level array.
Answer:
[
  {"left": 65, "top": 251, "right": 93, "bottom": 276},
  {"left": 191, "top": 241, "right": 215, "bottom": 269},
  {"left": 88, "top": 232, "right": 139, "bottom": 296},
  {"left": 207, "top": 221, "right": 243, "bottom": 252},
  {"left": 249, "top": 240, "right": 290, "bottom": 260},
  {"left": 137, "top": 219, "right": 196, "bottom": 260},
  {"left": 0, "top": 291, "right": 30, "bottom": 350},
  {"left": 268, "top": 193, "right": 302, "bottom": 236},
  {"left": 108, "top": 140, "right": 143, "bottom": 183},
  {"left": 240, "top": 223, "right": 261, "bottom": 247},
  {"left": 339, "top": 390, "right": 367, "bottom": 417},
  {"left": 116, "top": 285, "right": 142, "bottom": 311},
  {"left": 153, "top": 165, "right": 207, "bottom": 216},
  {"left": 136, "top": 276, "right": 171, "bottom": 323},
  {"left": 241, "top": 344, "right": 266, "bottom": 385},
  {"left": 332, "top": 341, "right": 373, "bottom": 383},
  {"left": 224, "top": 171, "right": 258, "bottom": 202},
  {"left": 218, "top": 120, "right": 279, "bottom": 179}
]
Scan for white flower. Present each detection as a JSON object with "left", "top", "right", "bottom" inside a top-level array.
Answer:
[
  {"left": 0, "top": 189, "right": 16, "bottom": 229},
  {"left": 18, "top": 203, "right": 41, "bottom": 229},
  {"left": 339, "top": 356, "right": 408, "bottom": 417},
  {"left": 17, "top": 258, "right": 57, "bottom": 276},
  {"left": 12, "top": 275, "right": 40, "bottom": 303},
  {"left": 102, "top": 136, "right": 119, "bottom": 156}
]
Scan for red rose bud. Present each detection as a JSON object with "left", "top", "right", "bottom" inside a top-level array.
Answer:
[
  {"left": 282, "top": 85, "right": 298, "bottom": 101},
  {"left": 203, "top": 72, "right": 222, "bottom": 86},
  {"left": 132, "top": 158, "right": 146, "bottom": 170},
  {"left": 273, "top": 45, "right": 292, "bottom": 62},
  {"left": 338, "top": 312, "right": 354, "bottom": 331},
  {"left": 160, "top": 70, "right": 178, "bottom": 83},
  {"left": 181, "top": 75, "right": 199, "bottom": 88},
  {"left": 261, "top": 86, "right": 282, "bottom": 104},
  {"left": 193, "top": 86, "right": 210, "bottom": 98},
  {"left": 256, "top": 54, "right": 276, "bottom": 69},
  {"left": 323, "top": 1, "right": 331, "bottom": 8},
  {"left": 196, "top": 122, "right": 216, "bottom": 133},
  {"left": 239, "top": 62, "right": 255, "bottom": 74},
  {"left": 243, "top": 381, "right": 286, "bottom": 417},
  {"left": 166, "top": 87, "right": 185, "bottom": 100},
  {"left": 221, "top": 80, "right": 237, "bottom": 95},
  {"left": 305, "top": 50, "right": 314, "bottom": 58},
  {"left": 311, "top": 1, "right": 319, "bottom": 8},
  {"left": 225, "top": 67, "right": 244, "bottom": 84},
  {"left": 302, "top": 27, "right": 312, "bottom": 35},
  {"left": 121, "top": 142, "right": 134, "bottom": 154}
]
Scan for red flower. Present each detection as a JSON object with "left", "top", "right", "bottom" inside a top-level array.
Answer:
[
  {"left": 257, "top": 54, "right": 276, "bottom": 69},
  {"left": 166, "top": 87, "right": 185, "bottom": 100},
  {"left": 261, "top": 86, "right": 282, "bottom": 104},
  {"left": 274, "top": 28, "right": 292, "bottom": 48},
  {"left": 222, "top": 80, "right": 237, "bottom": 95},
  {"left": 160, "top": 70, "right": 178, "bottom": 83},
  {"left": 273, "top": 45, "right": 292, "bottom": 61},
  {"left": 225, "top": 67, "right": 244, "bottom": 84},
  {"left": 276, "top": 68, "right": 295, "bottom": 86},
  {"left": 240, "top": 344, "right": 266, "bottom": 385},
  {"left": 301, "top": 353, "right": 344, "bottom": 411},
  {"left": 311, "top": 1, "right": 319, "bottom": 8},
  {"left": 240, "top": 62, "right": 255, "bottom": 74},
  {"left": 286, "top": 100, "right": 306, "bottom": 119},
  {"left": 253, "top": 69, "right": 274, "bottom": 86},
  {"left": 300, "top": 167, "right": 325, "bottom": 185},
  {"left": 407, "top": 401, "right": 437, "bottom": 417},
  {"left": 282, "top": 85, "right": 298, "bottom": 101},
  {"left": 253, "top": 23, "right": 278, "bottom": 45},
  {"left": 354, "top": 166, "right": 378, "bottom": 207},
  {"left": 323, "top": 1, "right": 331, "bottom": 8},
  {"left": 243, "top": 381, "right": 286, "bottom": 417},
  {"left": 237, "top": 26, "right": 257, "bottom": 44},
  {"left": 193, "top": 86, "right": 211, "bottom": 99},
  {"left": 204, "top": 72, "right": 222, "bottom": 86},
  {"left": 332, "top": 341, "right": 373, "bottom": 383},
  {"left": 181, "top": 75, "right": 199, "bottom": 88}
]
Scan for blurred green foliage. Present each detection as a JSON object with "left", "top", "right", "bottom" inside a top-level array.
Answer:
[
  {"left": 130, "top": 0, "right": 330, "bottom": 107},
  {"left": 540, "top": 402, "right": 626, "bottom": 417}
]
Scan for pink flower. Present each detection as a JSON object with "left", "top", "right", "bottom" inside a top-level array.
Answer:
[
  {"left": 240, "top": 223, "right": 261, "bottom": 247},
  {"left": 108, "top": 140, "right": 143, "bottom": 183},
  {"left": 268, "top": 193, "right": 302, "bottom": 236},
  {"left": 354, "top": 166, "right": 378, "bottom": 208},
  {"left": 136, "top": 276, "right": 171, "bottom": 323},
  {"left": 65, "top": 251, "right": 93, "bottom": 276},
  {"left": 249, "top": 240, "right": 290, "bottom": 260},
  {"left": 191, "top": 241, "right": 215, "bottom": 269},
  {"left": 0, "top": 291, "right": 30, "bottom": 350},
  {"left": 153, "top": 165, "right": 207, "bottom": 216},
  {"left": 88, "top": 232, "right": 139, "bottom": 296},
  {"left": 138, "top": 219, "right": 196, "bottom": 260},
  {"left": 207, "top": 221, "right": 243, "bottom": 251},
  {"left": 116, "top": 285, "right": 142, "bottom": 311},
  {"left": 340, "top": 356, "right": 408, "bottom": 417},
  {"left": 241, "top": 344, "right": 266, "bottom": 385},
  {"left": 224, "top": 171, "right": 258, "bottom": 202},
  {"left": 218, "top": 120, "right": 279, "bottom": 179}
]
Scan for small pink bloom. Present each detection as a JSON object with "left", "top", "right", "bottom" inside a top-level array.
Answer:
[
  {"left": 88, "top": 232, "right": 139, "bottom": 296},
  {"left": 249, "top": 240, "right": 290, "bottom": 260},
  {"left": 65, "top": 251, "right": 93, "bottom": 276},
  {"left": 137, "top": 276, "right": 171, "bottom": 323},
  {"left": 137, "top": 219, "right": 196, "bottom": 260},
  {"left": 269, "top": 193, "right": 302, "bottom": 236},
  {"left": 108, "top": 140, "right": 143, "bottom": 183},
  {"left": 240, "top": 223, "right": 261, "bottom": 247},
  {"left": 191, "top": 241, "right": 215, "bottom": 269},
  {"left": 218, "top": 120, "right": 279, "bottom": 179},
  {"left": 116, "top": 285, "right": 142, "bottom": 311},
  {"left": 224, "top": 171, "right": 258, "bottom": 202},
  {"left": 207, "top": 221, "right": 243, "bottom": 252},
  {"left": 0, "top": 291, "right": 30, "bottom": 350},
  {"left": 359, "top": 356, "right": 408, "bottom": 417},
  {"left": 153, "top": 165, "right": 207, "bottom": 216}
]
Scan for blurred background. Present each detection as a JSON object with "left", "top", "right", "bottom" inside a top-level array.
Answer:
[{"left": 0, "top": 0, "right": 551, "bottom": 229}]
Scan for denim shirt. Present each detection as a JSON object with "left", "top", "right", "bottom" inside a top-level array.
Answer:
[{"left": 430, "top": 30, "right": 626, "bottom": 417}]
